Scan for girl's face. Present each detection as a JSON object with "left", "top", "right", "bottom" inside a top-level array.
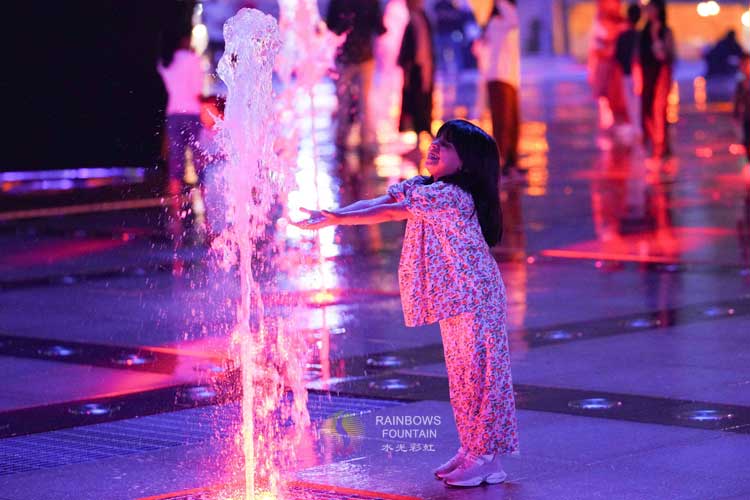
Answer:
[
  {"left": 425, "top": 136, "right": 462, "bottom": 178},
  {"left": 646, "top": 4, "right": 659, "bottom": 23}
]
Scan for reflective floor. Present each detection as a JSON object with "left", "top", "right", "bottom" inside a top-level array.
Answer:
[{"left": 1, "top": 59, "right": 750, "bottom": 499}]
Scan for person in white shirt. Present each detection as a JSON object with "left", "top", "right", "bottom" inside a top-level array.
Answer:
[
  {"left": 157, "top": 35, "right": 206, "bottom": 242},
  {"left": 482, "top": 0, "right": 521, "bottom": 178},
  {"left": 158, "top": 35, "right": 205, "bottom": 190}
]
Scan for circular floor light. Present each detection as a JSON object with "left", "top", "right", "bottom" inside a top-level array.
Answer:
[
  {"left": 68, "top": 403, "right": 115, "bottom": 416},
  {"left": 675, "top": 409, "right": 734, "bottom": 422},
  {"left": 536, "top": 330, "right": 581, "bottom": 342},
  {"left": 368, "top": 378, "right": 419, "bottom": 391},
  {"left": 703, "top": 307, "right": 736, "bottom": 318},
  {"left": 112, "top": 352, "right": 155, "bottom": 367},
  {"left": 39, "top": 345, "right": 76, "bottom": 357},
  {"left": 179, "top": 385, "right": 217, "bottom": 403},
  {"left": 366, "top": 355, "right": 404, "bottom": 369},
  {"left": 628, "top": 318, "right": 661, "bottom": 329},
  {"left": 568, "top": 398, "right": 623, "bottom": 410}
]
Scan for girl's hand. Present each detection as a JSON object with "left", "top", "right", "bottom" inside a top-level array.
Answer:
[{"left": 291, "top": 207, "right": 338, "bottom": 230}]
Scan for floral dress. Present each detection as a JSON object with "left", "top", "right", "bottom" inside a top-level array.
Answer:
[{"left": 388, "top": 176, "right": 519, "bottom": 456}]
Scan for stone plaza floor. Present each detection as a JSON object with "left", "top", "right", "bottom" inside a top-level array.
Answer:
[{"left": 1, "top": 59, "right": 749, "bottom": 499}]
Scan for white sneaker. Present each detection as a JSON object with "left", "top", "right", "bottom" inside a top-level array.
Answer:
[
  {"left": 432, "top": 447, "right": 466, "bottom": 479},
  {"left": 443, "top": 453, "right": 507, "bottom": 487}
]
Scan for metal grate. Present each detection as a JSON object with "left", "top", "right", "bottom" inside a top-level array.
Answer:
[
  {"left": 154, "top": 486, "right": 403, "bottom": 500},
  {"left": 0, "top": 394, "right": 404, "bottom": 477}
]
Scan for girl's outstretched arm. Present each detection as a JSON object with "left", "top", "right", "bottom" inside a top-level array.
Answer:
[
  {"left": 332, "top": 194, "right": 396, "bottom": 214},
  {"left": 292, "top": 201, "right": 410, "bottom": 230}
]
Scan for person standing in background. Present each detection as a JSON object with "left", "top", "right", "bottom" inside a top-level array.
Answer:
[
  {"left": 158, "top": 34, "right": 206, "bottom": 242},
  {"left": 373, "top": 0, "right": 410, "bottom": 146},
  {"left": 734, "top": 54, "right": 750, "bottom": 164},
  {"left": 633, "top": 0, "right": 675, "bottom": 159},
  {"left": 326, "top": 0, "right": 386, "bottom": 154},
  {"left": 614, "top": 3, "right": 642, "bottom": 143},
  {"left": 484, "top": 0, "right": 521, "bottom": 179},
  {"left": 398, "top": 0, "right": 435, "bottom": 141},
  {"left": 588, "top": 0, "right": 626, "bottom": 133}
]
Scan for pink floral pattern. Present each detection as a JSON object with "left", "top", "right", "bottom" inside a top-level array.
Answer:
[
  {"left": 387, "top": 176, "right": 503, "bottom": 327},
  {"left": 387, "top": 175, "right": 519, "bottom": 456},
  {"left": 440, "top": 309, "right": 519, "bottom": 456}
]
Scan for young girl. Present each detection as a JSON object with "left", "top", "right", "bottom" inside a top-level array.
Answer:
[{"left": 293, "top": 119, "right": 519, "bottom": 488}]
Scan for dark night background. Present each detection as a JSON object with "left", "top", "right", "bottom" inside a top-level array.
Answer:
[{"left": 2, "top": 1, "right": 195, "bottom": 172}]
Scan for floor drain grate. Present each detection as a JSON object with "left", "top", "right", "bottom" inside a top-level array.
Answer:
[
  {"left": 149, "top": 485, "right": 411, "bottom": 500},
  {"left": 0, "top": 394, "right": 404, "bottom": 477}
]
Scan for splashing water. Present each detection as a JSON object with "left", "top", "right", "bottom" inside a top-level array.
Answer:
[
  {"left": 275, "top": 2, "right": 344, "bottom": 384},
  {"left": 215, "top": 8, "right": 309, "bottom": 499}
]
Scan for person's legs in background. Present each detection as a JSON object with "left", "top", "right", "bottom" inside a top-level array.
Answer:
[
  {"left": 165, "top": 114, "right": 189, "bottom": 243},
  {"left": 359, "top": 58, "right": 377, "bottom": 151},
  {"left": 487, "top": 80, "right": 504, "bottom": 168},
  {"left": 334, "top": 63, "right": 357, "bottom": 147},
  {"left": 487, "top": 80, "right": 520, "bottom": 176},
  {"left": 622, "top": 75, "right": 642, "bottom": 143},
  {"left": 165, "top": 114, "right": 203, "bottom": 244},
  {"left": 641, "top": 78, "right": 656, "bottom": 155},
  {"left": 651, "top": 68, "right": 672, "bottom": 158},
  {"left": 505, "top": 82, "right": 520, "bottom": 172}
]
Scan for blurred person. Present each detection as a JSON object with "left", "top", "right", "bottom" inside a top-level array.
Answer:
[
  {"left": 483, "top": 0, "right": 521, "bottom": 178},
  {"left": 734, "top": 54, "right": 750, "bottom": 164},
  {"left": 326, "top": 0, "right": 387, "bottom": 153},
  {"left": 633, "top": 0, "right": 675, "bottom": 159},
  {"left": 158, "top": 35, "right": 206, "bottom": 241},
  {"left": 434, "top": 0, "right": 475, "bottom": 74},
  {"left": 470, "top": 33, "right": 489, "bottom": 120},
  {"left": 614, "top": 3, "right": 642, "bottom": 143},
  {"left": 588, "top": 0, "right": 627, "bottom": 132},
  {"left": 704, "top": 30, "right": 745, "bottom": 78},
  {"left": 373, "top": 0, "right": 410, "bottom": 145},
  {"left": 398, "top": 0, "right": 435, "bottom": 140}
]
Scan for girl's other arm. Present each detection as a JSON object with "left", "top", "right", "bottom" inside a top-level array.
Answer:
[
  {"left": 330, "top": 201, "right": 410, "bottom": 226},
  {"left": 331, "top": 194, "right": 396, "bottom": 214},
  {"left": 293, "top": 201, "right": 410, "bottom": 229}
]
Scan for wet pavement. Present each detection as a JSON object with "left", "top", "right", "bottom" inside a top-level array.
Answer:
[{"left": 1, "top": 58, "right": 750, "bottom": 499}]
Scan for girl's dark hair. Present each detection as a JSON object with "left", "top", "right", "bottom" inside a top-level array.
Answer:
[{"left": 434, "top": 119, "right": 502, "bottom": 247}]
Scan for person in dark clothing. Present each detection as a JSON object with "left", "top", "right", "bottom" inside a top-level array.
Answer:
[
  {"left": 326, "top": 0, "right": 386, "bottom": 151},
  {"left": 434, "top": 0, "right": 473, "bottom": 74},
  {"left": 633, "top": 0, "right": 674, "bottom": 159},
  {"left": 734, "top": 54, "right": 750, "bottom": 163},
  {"left": 615, "top": 3, "right": 641, "bottom": 133},
  {"left": 398, "top": 0, "right": 435, "bottom": 138},
  {"left": 615, "top": 4, "right": 640, "bottom": 79},
  {"left": 705, "top": 30, "right": 746, "bottom": 78}
]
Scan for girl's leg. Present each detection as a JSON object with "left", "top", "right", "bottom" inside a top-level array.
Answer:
[
  {"left": 439, "top": 315, "right": 471, "bottom": 452},
  {"left": 440, "top": 308, "right": 519, "bottom": 457}
]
